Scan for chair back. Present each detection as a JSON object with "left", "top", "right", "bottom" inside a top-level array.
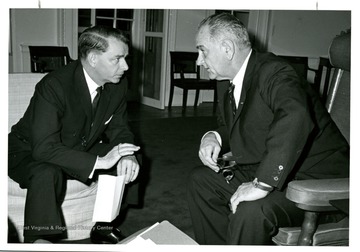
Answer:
[
  {"left": 170, "top": 52, "right": 200, "bottom": 80},
  {"left": 325, "top": 32, "right": 350, "bottom": 143},
  {"left": 29, "top": 46, "right": 73, "bottom": 73}
]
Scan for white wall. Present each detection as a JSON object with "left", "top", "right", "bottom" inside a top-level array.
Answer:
[
  {"left": 174, "top": 10, "right": 208, "bottom": 52},
  {"left": 9, "top": 9, "right": 76, "bottom": 73},
  {"left": 170, "top": 9, "right": 215, "bottom": 106},
  {"left": 267, "top": 10, "right": 351, "bottom": 57}
]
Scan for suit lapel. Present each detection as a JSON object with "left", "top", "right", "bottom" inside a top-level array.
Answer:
[
  {"left": 74, "top": 64, "right": 93, "bottom": 137},
  {"left": 229, "top": 51, "right": 257, "bottom": 134}
]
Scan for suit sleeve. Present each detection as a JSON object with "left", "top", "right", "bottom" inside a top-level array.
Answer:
[{"left": 255, "top": 65, "right": 314, "bottom": 189}]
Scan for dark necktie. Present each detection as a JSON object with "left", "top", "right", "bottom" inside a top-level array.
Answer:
[
  {"left": 228, "top": 83, "right": 236, "bottom": 117},
  {"left": 92, "top": 86, "right": 102, "bottom": 118}
]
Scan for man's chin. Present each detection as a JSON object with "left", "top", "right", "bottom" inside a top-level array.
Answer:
[{"left": 112, "top": 75, "right": 123, "bottom": 83}]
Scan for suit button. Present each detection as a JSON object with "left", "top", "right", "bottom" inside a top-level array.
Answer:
[
  {"left": 278, "top": 165, "right": 284, "bottom": 170},
  {"left": 273, "top": 176, "right": 279, "bottom": 181}
]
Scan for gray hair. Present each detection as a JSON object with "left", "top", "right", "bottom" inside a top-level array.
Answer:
[
  {"left": 198, "top": 13, "right": 252, "bottom": 50},
  {"left": 78, "top": 25, "right": 129, "bottom": 59}
]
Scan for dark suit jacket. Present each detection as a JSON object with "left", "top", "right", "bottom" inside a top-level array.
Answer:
[
  {"left": 8, "top": 60, "right": 134, "bottom": 184},
  {"left": 216, "top": 50, "right": 349, "bottom": 190}
]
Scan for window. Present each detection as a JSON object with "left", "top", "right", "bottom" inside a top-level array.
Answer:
[
  {"left": 95, "top": 9, "right": 134, "bottom": 40},
  {"left": 215, "top": 10, "right": 250, "bottom": 28},
  {"left": 77, "top": 9, "right": 135, "bottom": 41}
]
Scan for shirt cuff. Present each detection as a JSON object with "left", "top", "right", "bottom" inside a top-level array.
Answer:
[
  {"left": 201, "top": 131, "right": 222, "bottom": 146},
  {"left": 88, "top": 156, "right": 99, "bottom": 179}
]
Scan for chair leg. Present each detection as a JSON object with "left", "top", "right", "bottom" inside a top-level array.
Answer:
[
  {"left": 297, "top": 211, "right": 320, "bottom": 246},
  {"left": 168, "top": 84, "right": 175, "bottom": 109},
  {"left": 194, "top": 89, "right": 200, "bottom": 108},
  {"left": 182, "top": 89, "right": 188, "bottom": 110}
]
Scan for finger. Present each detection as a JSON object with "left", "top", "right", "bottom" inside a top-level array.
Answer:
[
  {"left": 199, "top": 148, "right": 219, "bottom": 172},
  {"left": 131, "top": 168, "right": 140, "bottom": 182},
  {"left": 118, "top": 143, "right": 140, "bottom": 149},
  {"left": 131, "top": 165, "right": 140, "bottom": 182},
  {"left": 125, "top": 167, "right": 132, "bottom": 184},
  {"left": 118, "top": 146, "right": 140, "bottom": 154},
  {"left": 230, "top": 191, "right": 242, "bottom": 214},
  {"left": 127, "top": 161, "right": 136, "bottom": 182},
  {"left": 117, "top": 163, "right": 125, "bottom": 176}
]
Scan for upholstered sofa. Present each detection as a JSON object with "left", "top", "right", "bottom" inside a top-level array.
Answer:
[{"left": 8, "top": 73, "right": 98, "bottom": 242}]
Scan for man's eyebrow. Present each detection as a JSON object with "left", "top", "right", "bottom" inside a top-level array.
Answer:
[
  {"left": 114, "top": 53, "right": 127, "bottom": 58},
  {"left": 196, "top": 45, "right": 204, "bottom": 50}
]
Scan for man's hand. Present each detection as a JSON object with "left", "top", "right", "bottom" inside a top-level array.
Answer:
[
  {"left": 229, "top": 182, "right": 270, "bottom": 213},
  {"left": 117, "top": 155, "right": 139, "bottom": 184},
  {"left": 199, "top": 132, "right": 221, "bottom": 172},
  {"left": 95, "top": 143, "right": 140, "bottom": 171}
]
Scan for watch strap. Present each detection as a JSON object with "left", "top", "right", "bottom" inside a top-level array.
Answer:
[{"left": 253, "top": 178, "right": 274, "bottom": 192}]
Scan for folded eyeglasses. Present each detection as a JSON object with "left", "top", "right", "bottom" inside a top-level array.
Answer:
[{"left": 217, "top": 156, "right": 236, "bottom": 184}]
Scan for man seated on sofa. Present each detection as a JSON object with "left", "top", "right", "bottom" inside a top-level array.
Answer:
[{"left": 8, "top": 25, "right": 140, "bottom": 244}]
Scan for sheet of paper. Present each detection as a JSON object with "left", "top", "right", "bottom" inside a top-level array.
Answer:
[
  {"left": 126, "top": 236, "right": 157, "bottom": 246},
  {"left": 92, "top": 174, "right": 126, "bottom": 222}
]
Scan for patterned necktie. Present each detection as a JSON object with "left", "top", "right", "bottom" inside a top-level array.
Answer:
[
  {"left": 228, "top": 83, "right": 236, "bottom": 117},
  {"left": 92, "top": 86, "right": 102, "bottom": 118}
]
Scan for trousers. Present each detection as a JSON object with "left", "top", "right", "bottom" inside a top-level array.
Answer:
[
  {"left": 187, "top": 165, "right": 305, "bottom": 245},
  {"left": 8, "top": 133, "right": 140, "bottom": 242}
]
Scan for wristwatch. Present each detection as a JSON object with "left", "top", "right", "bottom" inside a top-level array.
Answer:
[{"left": 252, "top": 178, "right": 274, "bottom": 192}]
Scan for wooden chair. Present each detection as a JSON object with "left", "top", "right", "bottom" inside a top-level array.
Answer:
[
  {"left": 316, "top": 57, "right": 333, "bottom": 103},
  {"left": 279, "top": 56, "right": 333, "bottom": 100},
  {"left": 168, "top": 51, "right": 217, "bottom": 111},
  {"left": 29, "top": 46, "right": 74, "bottom": 73},
  {"left": 272, "top": 32, "right": 350, "bottom": 246}
]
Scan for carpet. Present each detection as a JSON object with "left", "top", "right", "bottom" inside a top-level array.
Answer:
[{"left": 118, "top": 116, "right": 218, "bottom": 240}]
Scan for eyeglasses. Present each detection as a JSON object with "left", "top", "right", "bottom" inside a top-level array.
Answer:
[{"left": 217, "top": 157, "right": 236, "bottom": 184}]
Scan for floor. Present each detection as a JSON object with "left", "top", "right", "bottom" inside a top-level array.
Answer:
[
  {"left": 56, "top": 101, "right": 216, "bottom": 244},
  {"left": 127, "top": 101, "right": 216, "bottom": 121}
]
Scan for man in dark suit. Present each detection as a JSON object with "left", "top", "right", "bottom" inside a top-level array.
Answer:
[
  {"left": 187, "top": 13, "right": 349, "bottom": 245},
  {"left": 8, "top": 26, "right": 140, "bottom": 243}
]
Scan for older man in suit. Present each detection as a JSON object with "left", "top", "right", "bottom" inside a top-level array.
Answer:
[
  {"left": 8, "top": 26, "right": 140, "bottom": 243},
  {"left": 187, "top": 13, "right": 349, "bottom": 245}
]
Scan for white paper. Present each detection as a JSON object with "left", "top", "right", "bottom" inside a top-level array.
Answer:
[
  {"left": 126, "top": 236, "right": 157, "bottom": 246},
  {"left": 92, "top": 174, "right": 126, "bottom": 222}
]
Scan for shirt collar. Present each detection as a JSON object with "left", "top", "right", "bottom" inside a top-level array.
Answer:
[
  {"left": 83, "top": 68, "right": 101, "bottom": 95},
  {"left": 232, "top": 49, "right": 252, "bottom": 86}
]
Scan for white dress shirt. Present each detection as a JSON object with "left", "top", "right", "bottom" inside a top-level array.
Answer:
[
  {"left": 83, "top": 68, "right": 102, "bottom": 178},
  {"left": 203, "top": 49, "right": 252, "bottom": 146},
  {"left": 83, "top": 68, "right": 102, "bottom": 102}
]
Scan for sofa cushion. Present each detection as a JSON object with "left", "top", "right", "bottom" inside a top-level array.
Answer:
[{"left": 8, "top": 73, "right": 46, "bottom": 132}]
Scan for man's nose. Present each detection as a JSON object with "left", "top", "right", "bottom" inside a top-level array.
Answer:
[
  {"left": 122, "top": 59, "right": 129, "bottom": 71},
  {"left": 196, "top": 53, "right": 204, "bottom": 66}
]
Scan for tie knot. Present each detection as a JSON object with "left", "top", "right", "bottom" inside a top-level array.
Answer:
[
  {"left": 96, "top": 86, "right": 103, "bottom": 94},
  {"left": 228, "top": 83, "right": 235, "bottom": 93}
]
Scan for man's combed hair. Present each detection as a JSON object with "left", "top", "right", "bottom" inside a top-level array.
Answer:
[
  {"left": 78, "top": 25, "right": 129, "bottom": 59},
  {"left": 199, "top": 13, "right": 252, "bottom": 50}
]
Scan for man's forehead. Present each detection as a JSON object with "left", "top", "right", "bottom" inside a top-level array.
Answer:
[
  {"left": 107, "top": 38, "right": 128, "bottom": 53},
  {"left": 196, "top": 27, "right": 210, "bottom": 47}
]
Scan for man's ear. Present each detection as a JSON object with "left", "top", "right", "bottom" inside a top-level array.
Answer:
[
  {"left": 87, "top": 52, "right": 98, "bottom": 68},
  {"left": 221, "top": 39, "right": 235, "bottom": 60}
]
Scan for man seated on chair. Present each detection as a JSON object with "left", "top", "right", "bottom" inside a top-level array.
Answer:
[
  {"left": 187, "top": 13, "right": 349, "bottom": 245},
  {"left": 8, "top": 25, "right": 140, "bottom": 243}
]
